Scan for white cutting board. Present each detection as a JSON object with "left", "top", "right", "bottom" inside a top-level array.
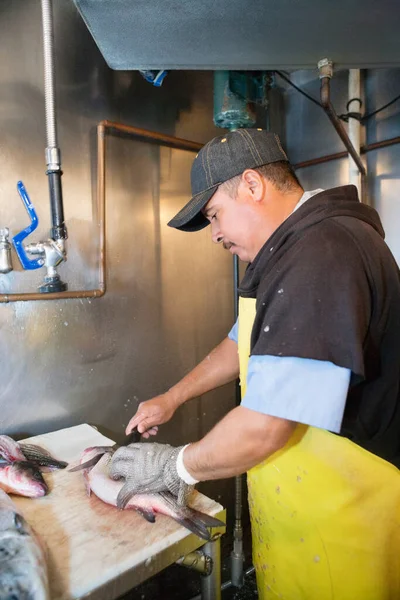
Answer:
[{"left": 12, "top": 424, "right": 224, "bottom": 600}]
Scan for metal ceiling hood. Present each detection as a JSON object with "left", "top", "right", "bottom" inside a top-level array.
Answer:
[{"left": 73, "top": 0, "right": 400, "bottom": 70}]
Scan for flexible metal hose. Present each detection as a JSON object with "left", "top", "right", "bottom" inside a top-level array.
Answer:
[
  {"left": 40, "top": 0, "right": 67, "bottom": 245},
  {"left": 41, "top": 0, "right": 58, "bottom": 150}
]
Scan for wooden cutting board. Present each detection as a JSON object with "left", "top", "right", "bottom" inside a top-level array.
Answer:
[{"left": 12, "top": 424, "right": 225, "bottom": 600}]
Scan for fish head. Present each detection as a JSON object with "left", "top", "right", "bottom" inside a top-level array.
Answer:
[
  {"left": 0, "top": 434, "right": 26, "bottom": 462},
  {"left": 7, "top": 462, "right": 48, "bottom": 498},
  {"left": 81, "top": 445, "right": 115, "bottom": 460}
]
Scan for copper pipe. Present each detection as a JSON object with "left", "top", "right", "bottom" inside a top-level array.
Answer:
[
  {"left": 0, "top": 125, "right": 106, "bottom": 303},
  {"left": 97, "top": 122, "right": 106, "bottom": 295},
  {"left": 294, "top": 135, "right": 400, "bottom": 170},
  {"left": 101, "top": 120, "right": 203, "bottom": 153},
  {"left": 0, "top": 122, "right": 200, "bottom": 302},
  {"left": 0, "top": 290, "right": 105, "bottom": 302},
  {"left": 294, "top": 151, "right": 348, "bottom": 170},
  {"left": 363, "top": 136, "right": 400, "bottom": 152}
]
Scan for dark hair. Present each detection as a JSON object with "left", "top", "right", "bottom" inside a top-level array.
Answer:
[{"left": 221, "top": 161, "right": 303, "bottom": 196}]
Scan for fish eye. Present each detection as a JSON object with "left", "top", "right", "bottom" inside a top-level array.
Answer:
[{"left": 14, "top": 513, "right": 26, "bottom": 532}]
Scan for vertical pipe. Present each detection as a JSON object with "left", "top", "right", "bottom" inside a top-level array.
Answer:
[
  {"left": 231, "top": 254, "right": 244, "bottom": 588},
  {"left": 319, "top": 65, "right": 367, "bottom": 203},
  {"left": 41, "top": 0, "right": 57, "bottom": 149},
  {"left": 200, "top": 538, "right": 222, "bottom": 600},
  {"left": 348, "top": 70, "right": 362, "bottom": 196},
  {"left": 41, "top": 0, "right": 67, "bottom": 240},
  {"left": 97, "top": 123, "right": 106, "bottom": 293}
]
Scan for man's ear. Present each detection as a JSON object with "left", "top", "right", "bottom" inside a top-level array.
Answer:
[{"left": 241, "top": 169, "right": 264, "bottom": 202}]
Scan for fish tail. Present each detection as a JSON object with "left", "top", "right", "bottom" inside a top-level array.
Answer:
[
  {"left": 172, "top": 513, "right": 212, "bottom": 540},
  {"left": 173, "top": 506, "right": 225, "bottom": 540},
  {"left": 182, "top": 508, "right": 225, "bottom": 529},
  {"left": 19, "top": 443, "right": 68, "bottom": 469},
  {"left": 158, "top": 492, "right": 224, "bottom": 541}
]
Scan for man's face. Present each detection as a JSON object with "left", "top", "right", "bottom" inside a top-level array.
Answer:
[
  {"left": 201, "top": 169, "right": 303, "bottom": 262},
  {"left": 202, "top": 184, "right": 259, "bottom": 263}
]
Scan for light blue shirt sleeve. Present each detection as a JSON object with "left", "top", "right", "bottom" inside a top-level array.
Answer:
[
  {"left": 241, "top": 355, "right": 351, "bottom": 433},
  {"left": 228, "top": 319, "right": 238, "bottom": 343}
]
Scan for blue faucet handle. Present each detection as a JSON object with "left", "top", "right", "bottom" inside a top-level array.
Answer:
[{"left": 12, "top": 181, "right": 44, "bottom": 270}]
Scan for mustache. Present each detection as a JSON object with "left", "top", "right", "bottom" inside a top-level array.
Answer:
[{"left": 223, "top": 241, "right": 234, "bottom": 250}]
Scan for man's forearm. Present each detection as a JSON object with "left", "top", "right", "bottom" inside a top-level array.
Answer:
[
  {"left": 167, "top": 337, "right": 239, "bottom": 408},
  {"left": 183, "top": 406, "right": 296, "bottom": 480}
]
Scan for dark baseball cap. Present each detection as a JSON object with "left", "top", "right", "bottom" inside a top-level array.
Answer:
[{"left": 168, "top": 128, "right": 289, "bottom": 232}]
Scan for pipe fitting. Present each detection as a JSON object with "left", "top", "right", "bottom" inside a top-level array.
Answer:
[
  {"left": 176, "top": 550, "right": 213, "bottom": 576},
  {"left": 230, "top": 549, "right": 244, "bottom": 588},
  {"left": 0, "top": 228, "right": 13, "bottom": 274},
  {"left": 318, "top": 58, "right": 333, "bottom": 79},
  {"left": 25, "top": 238, "right": 66, "bottom": 269},
  {"left": 45, "top": 147, "right": 61, "bottom": 170}
]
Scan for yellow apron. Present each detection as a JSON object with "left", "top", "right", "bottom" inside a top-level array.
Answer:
[{"left": 238, "top": 297, "right": 400, "bottom": 600}]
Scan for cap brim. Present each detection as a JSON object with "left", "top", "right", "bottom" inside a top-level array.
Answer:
[{"left": 167, "top": 185, "right": 219, "bottom": 232}]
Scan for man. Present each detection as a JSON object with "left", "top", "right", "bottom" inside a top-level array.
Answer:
[{"left": 110, "top": 129, "right": 400, "bottom": 599}]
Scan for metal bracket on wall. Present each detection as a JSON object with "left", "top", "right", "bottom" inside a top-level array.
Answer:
[{"left": 0, "top": 121, "right": 202, "bottom": 303}]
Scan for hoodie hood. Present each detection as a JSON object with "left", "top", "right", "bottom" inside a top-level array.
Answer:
[{"left": 239, "top": 185, "right": 385, "bottom": 296}]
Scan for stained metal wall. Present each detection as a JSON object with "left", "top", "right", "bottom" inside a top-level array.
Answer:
[
  {"left": 284, "top": 68, "right": 400, "bottom": 264},
  {"left": 0, "top": 0, "right": 236, "bottom": 507}
]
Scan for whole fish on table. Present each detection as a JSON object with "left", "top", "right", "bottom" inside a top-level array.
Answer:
[
  {"left": 0, "top": 435, "right": 68, "bottom": 470},
  {"left": 0, "top": 461, "right": 48, "bottom": 498},
  {"left": 73, "top": 447, "right": 224, "bottom": 541},
  {"left": 0, "top": 488, "right": 49, "bottom": 600}
]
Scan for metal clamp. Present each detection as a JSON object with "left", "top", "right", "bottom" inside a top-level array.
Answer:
[
  {"left": 318, "top": 58, "right": 333, "bottom": 79},
  {"left": 176, "top": 550, "right": 213, "bottom": 576}
]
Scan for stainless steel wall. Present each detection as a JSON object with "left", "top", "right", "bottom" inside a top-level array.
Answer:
[
  {"left": 284, "top": 68, "right": 400, "bottom": 263},
  {"left": 0, "top": 1, "right": 235, "bottom": 506}
]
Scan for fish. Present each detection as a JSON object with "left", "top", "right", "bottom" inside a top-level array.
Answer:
[
  {"left": 0, "top": 488, "right": 49, "bottom": 599},
  {"left": 0, "top": 435, "right": 68, "bottom": 470},
  {"left": 19, "top": 444, "right": 68, "bottom": 471},
  {"left": 68, "top": 431, "right": 141, "bottom": 473},
  {"left": 68, "top": 445, "right": 116, "bottom": 473},
  {"left": 78, "top": 447, "right": 224, "bottom": 541},
  {"left": 0, "top": 461, "right": 48, "bottom": 498}
]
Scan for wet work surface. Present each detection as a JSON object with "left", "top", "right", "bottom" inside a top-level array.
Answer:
[{"left": 12, "top": 424, "right": 226, "bottom": 600}]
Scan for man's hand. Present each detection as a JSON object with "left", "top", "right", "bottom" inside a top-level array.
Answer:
[
  {"left": 109, "top": 443, "right": 195, "bottom": 508},
  {"left": 125, "top": 393, "right": 178, "bottom": 437},
  {"left": 126, "top": 337, "right": 239, "bottom": 437}
]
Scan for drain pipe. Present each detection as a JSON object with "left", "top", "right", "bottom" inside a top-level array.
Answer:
[
  {"left": 231, "top": 254, "right": 245, "bottom": 589},
  {"left": 318, "top": 59, "right": 367, "bottom": 203},
  {"left": 213, "top": 72, "right": 249, "bottom": 589}
]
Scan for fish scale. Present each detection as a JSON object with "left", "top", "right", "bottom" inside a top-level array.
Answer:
[{"left": 0, "top": 489, "right": 49, "bottom": 600}]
